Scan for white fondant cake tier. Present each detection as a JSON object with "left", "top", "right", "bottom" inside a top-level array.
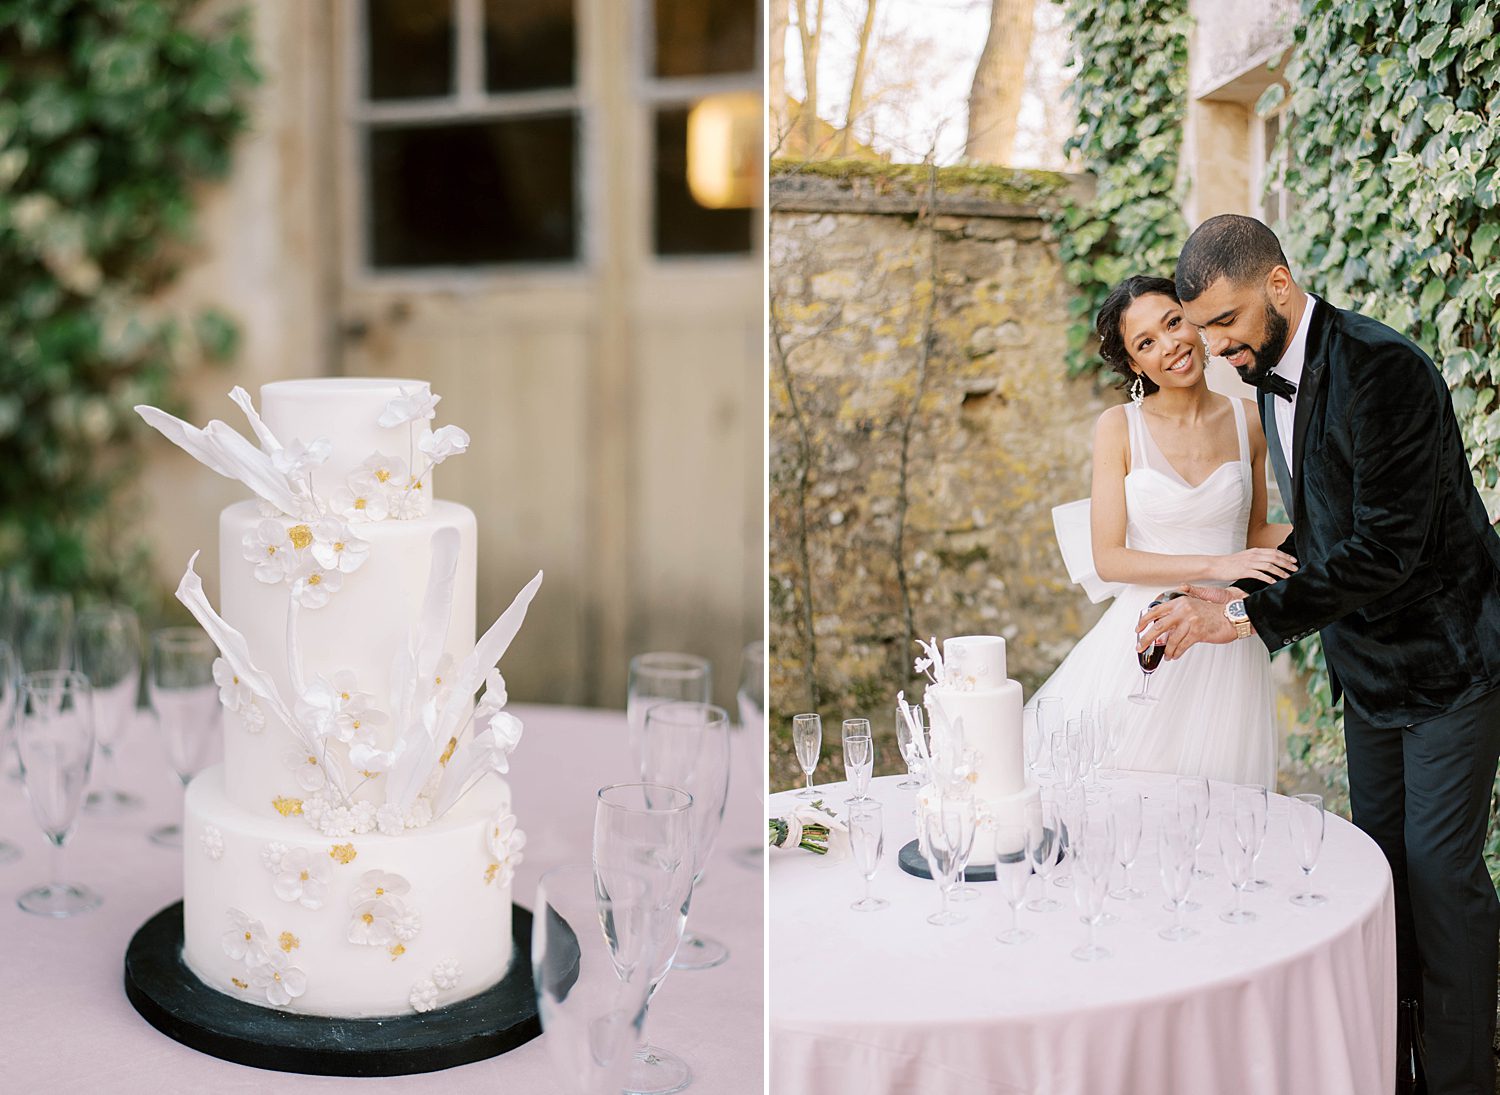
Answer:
[
  {"left": 260, "top": 377, "right": 436, "bottom": 506},
  {"left": 183, "top": 764, "right": 514, "bottom": 1018},
  {"left": 924, "top": 679, "right": 1025, "bottom": 804},
  {"left": 218, "top": 498, "right": 477, "bottom": 812}
]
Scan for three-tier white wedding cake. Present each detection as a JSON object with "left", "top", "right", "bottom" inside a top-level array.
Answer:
[{"left": 139, "top": 378, "right": 541, "bottom": 1018}]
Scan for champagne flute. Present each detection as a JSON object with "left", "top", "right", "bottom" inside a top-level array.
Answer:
[
  {"left": 731, "top": 641, "right": 764, "bottom": 869},
  {"left": 1024, "top": 796, "right": 1062, "bottom": 912},
  {"left": 791, "top": 713, "right": 823, "bottom": 799},
  {"left": 841, "top": 719, "right": 873, "bottom": 803},
  {"left": 147, "top": 627, "right": 221, "bottom": 847},
  {"left": 0, "top": 642, "right": 20, "bottom": 862},
  {"left": 534, "top": 864, "right": 654, "bottom": 1095},
  {"left": 627, "top": 652, "right": 711, "bottom": 759},
  {"left": 994, "top": 822, "right": 1033, "bottom": 944},
  {"left": 1108, "top": 788, "right": 1145, "bottom": 900},
  {"left": 1034, "top": 696, "right": 1063, "bottom": 779},
  {"left": 76, "top": 605, "right": 143, "bottom": 814},
  {"left": 1072, "top": 811, "right": 1114, "bottom": 961},
  {"left": 1158, "top": 823, "right": 1197, "bottom": 941},
  {"left": 895, "top": 702, "right": 924, "bottom": 789},
  {"left": 15, "top": 590, "right": 73, "bottom": 675},
  {"left": 1097, "top": 700, "right": 1127, "bottom": 779},
  {"left": 15, "top": 671, "right": 100, "bottom": 916},
  {"left": 1177, "top": 775, "right": 1213, "bottom": 881},
  {"left": 847, "top": 800, "right": 887, "bottom": 911},
  {"left": 640, "top": 701, "right": 731, "bottom": 972},
  {"left": 919, "top": 791, "right": 974, "bottom": 926},
  {"left": 1289, "top": 793, "right": 1327, "bottom": 906},
  {"left": 1218, "top": 809, "right": 1256, "bottom": 923},
  {"left": 1235, "top": 783, "right": 1271, "bottom": 890},
  {"left": 593, "top": 783, "right": 695, "bottom": 1095}
]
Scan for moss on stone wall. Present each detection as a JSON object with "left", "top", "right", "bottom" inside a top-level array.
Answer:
[{"left": 771, "top": 157, "right": 1073, "bottom": 205}]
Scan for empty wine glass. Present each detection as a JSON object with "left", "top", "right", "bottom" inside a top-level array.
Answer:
[
  {"left": 76, "top": 605, "right": 143, "bottom": 815},
  {"left": 731, "top": 641, "right": 765, "bottom": 869},
  {"left": 1072, "top": 811, "right": 1114, "bottom": 961},
  {"left": 1025, "top": 797, "right": 1062, "bottom": 913},
  {"left": 848, "top": 800, "right": 887, "bottom": 911},
  {"left": 791, "top": 713, "right": 823, "bottom": 799},
  {"left": 1130, "top": 603, "right": 1165, "bottom": 703},
  {"left": 841, "top": 719, "right": 873, "bottom": 803},
  {"left": 534, "top": 864, "right": 655, "bottom": 1095},
  {"left": 994, "top": 822, "right": 1033, "bottom": 944},
  {"left": 1235, "top": 784, "right": 1271, "bottom": 891},
  {"left": 895, "top": 702, "right": 924, "bottom": 789},
  {"left": 14, "top": 671, "right": 100, "bottom": 916},
  {"left": 640, "top": 701, "right": 731, "bottom": 972},
  {"left": 593, "top": 783, "right": 695, "bottom": 1095},
  {"left": 0, "top": 642, "right": 20, "bottom": 863},
  {"left": 1108, "top": 788, "right": 1144, "bottom": 899},
  {"left": 15, "top": 590, "right": 73, "bottom": 675},
  {"left": 919, "top": 791, "right": 974, "bottom": 926},
  {"left": 147, "top": 627, "right": 220, "bottom": 847},
  {"left": 1289, "top": 793, "right": 1327, "bottom": 906},
  {"left": 1158, "top": 823, "right": 1197, "bottom": 941},
  {"left": 1219, "top": 810, "right": 1257, "bottom": 924},
  {"left": 627, "top": 652, "right": 711, "bottom": 759}
]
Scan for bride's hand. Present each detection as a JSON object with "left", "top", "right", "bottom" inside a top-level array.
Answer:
[
  {"left": 1214, "top": 548, "right": 1297, "bottom": 585},
  {"left": 1178, "top": 584, "right": 1248, "bottom": 605}
]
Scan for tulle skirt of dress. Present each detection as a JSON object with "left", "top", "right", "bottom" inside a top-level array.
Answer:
[{"left": 1027, "top": 584, "right": 1278, "bottom": 788}]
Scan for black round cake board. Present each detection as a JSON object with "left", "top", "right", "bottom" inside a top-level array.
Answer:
[
  {"left": 897, "top": 824, "right": 1067, "bottom": 883},
  {"left": 124, "top": 901, "right": 567, "bottom": 1077}
]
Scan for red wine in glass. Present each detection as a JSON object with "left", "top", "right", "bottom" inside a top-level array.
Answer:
[{"left": 1130, "top": 592, "right": 1183, "bottom": 704}]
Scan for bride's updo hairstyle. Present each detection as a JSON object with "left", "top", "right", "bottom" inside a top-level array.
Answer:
[{"left": 1095, "top": 274, "right": 1181, "bottom": 398}]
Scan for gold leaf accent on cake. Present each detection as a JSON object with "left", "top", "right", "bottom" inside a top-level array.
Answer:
[
  {"left": 272, "top": 796, "right": 304, "bottom": 817},
  {"left": 231, "top": 977, "right": 248, "bottom": 990},
  {"left": 439, "top": 737, "right": 458, "bottom": 766},
  {"left": 361, "top": 912, "right": 375, "bottom": 925},
  {"left": 353, "top": 497, "right": 367, "bottom": 511},
  {"left": 307, "top": 573, "right": 322, "bottom": 586},
  {"left": 287, "top": 524, "right": 313, "bottom": 550},
  {"left": 389, "top": 944, "right": 406, "bottom": 960},
  {"left": 375, "top": 469, "right": 391, "bottom": 483},
  {"left": 484, "top": 862, "right": 499, "bottom": 885},
  {"left": 361, "top": 770, "right": 380, "bottom": 779},
  {"left": 279, "top": 931, "right": 300, "bottom": 953},
  {"left": 329, "top": 843, "right": 357, "bottom": 864}
]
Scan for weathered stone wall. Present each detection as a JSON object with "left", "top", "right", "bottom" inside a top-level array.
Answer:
[{"left": 769, "top": 164, "right": 1115, "bottom": 788}]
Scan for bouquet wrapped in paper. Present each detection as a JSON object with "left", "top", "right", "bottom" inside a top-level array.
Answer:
[{"left": 769, "top": 800, "right": 848, "bottom": 857}]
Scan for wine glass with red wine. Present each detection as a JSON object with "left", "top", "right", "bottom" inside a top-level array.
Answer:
[{"left": 1130, "top": 592, "right": 1183, "bottom": 704}]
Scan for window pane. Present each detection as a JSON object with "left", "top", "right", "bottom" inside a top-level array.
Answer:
[
  {"left": 653, "top": 0, "right": 757, "bottom": 78},
  {"left": 653, "top": 108, "right": 753, "bottom": 256},
  {"left": 484, "top": 0, "right": 576, "bottom": 92},
  {"left": 366, "top": 0, "right": 454, "bottom": 101},
  {"left": 369, "top": 117, "right": 578, "bottom": 267}
]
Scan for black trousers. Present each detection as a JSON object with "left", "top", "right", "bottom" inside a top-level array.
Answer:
[{"left": 1345, "top": 684, "right": 1500, "bottom": 1095}]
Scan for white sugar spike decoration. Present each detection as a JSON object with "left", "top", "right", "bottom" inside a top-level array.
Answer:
[
  {"left": 415, "top": 528, "right": 460, "bottom": 683},
  {"left": 135, "top": 405, "right": 303, "bottom": 516},
  {"left": 388, "top": 569, "right": 544, "bottom": 812},
  {"left": 283, "top": 595, "right": 350, "bottom": 799},
  {"left": 228, "top": 386, "right": 283, "bottom": 457},
  {"left": 914, "top": 636, "right": 944, "bottom": 685},
  {"left": 430, "top": 711, "right": 522, "bottom": 818}
]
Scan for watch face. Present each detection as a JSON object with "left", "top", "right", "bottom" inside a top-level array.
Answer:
[{"left": 1227, "top": 600, "right": 1248, "bottom": 622}]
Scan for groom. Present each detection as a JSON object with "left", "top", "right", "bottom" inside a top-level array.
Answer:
[{"left": 1138, "top": 214, "right": 1500, "bottom": 1094}]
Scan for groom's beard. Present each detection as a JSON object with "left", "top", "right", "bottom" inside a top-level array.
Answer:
[{"left": 1227, "top": 301, "right": 1291, "bottom": 384}]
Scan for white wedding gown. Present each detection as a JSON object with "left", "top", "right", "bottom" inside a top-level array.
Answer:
[{"left": 1028, "top": 398, "right": 1278, "bottom": 787}]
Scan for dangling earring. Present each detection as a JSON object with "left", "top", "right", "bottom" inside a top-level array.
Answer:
[{"left": 1130, "top": 376, "right": 1145, "bottom": 406}]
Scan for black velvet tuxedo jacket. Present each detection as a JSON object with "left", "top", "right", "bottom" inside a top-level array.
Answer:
[{"left": 1242, "top": 300, "right": 1500, "bottom": 729}]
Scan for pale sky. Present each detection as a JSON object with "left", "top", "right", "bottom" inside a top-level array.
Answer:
[{"left": 783, "top": 0, "right": 1074, "bottom": 168}]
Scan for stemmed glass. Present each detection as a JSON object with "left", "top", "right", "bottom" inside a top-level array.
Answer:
[
  {"left": 1096, "top": 700, "right": 1126, "bottom": 779},
  {"left": 627, "top": 652, "right": 712, "bottom": 760},
  {"left": 919, "top": 791, "right": 975, "bottom": 926},
  {"left": 993, "top": 822, "right": 1033, "bottom": 944},
  {"left": 594, "top": 783, "right": 696, "bottom": 1095},
  {"left": 895, "top": 702, "right": 924, "bottom": 789},
  {"left": 731, "top": 641, "right": 764, "bottom": 869},
  {"left": 791, "top": 713, "right": 823, "bottom": 799},
  {"left": 76, "top": 605, "right": 143, "bottom": 814},
  {"left": 15, "top": 590, "right": 74, "bottom": 675},
  {"left": 1072, "top": 811, "right": 1115, "bottom": 961},
  {"left": 1236, "top": 784, "right": 1271, "bottom": 890},
  {"left": 1033, "top": 696, "right": 1063, "bottom": 779},
  {"left": 1024, "top": 797, "right": 1062, "bottom": 912},
  {"left": 640, "top": 702, "right": 731, "bottom": 972},
  {"left": 1218, "top": 810, "right": 1257, "bottom": 923},
  {"left": 533, "top": 864, "right": 655, "bottom": 1095},
  {"left": 1129, "top": 604, "right": 1164, "bottom": 703},
  {"left": 1289, "top": 793, "right": 1327, "bottom": 906},
  {"left": 1108, "top": 788, "right": 1145, "bottom": 900},
  {"left": 1177, "top": 775, "right": 1213, "bottom": 882},
  {"left": 0, "top": 642, "right": 20, "bottom": 863},
  {"left": 1158, "top": 823, "right": 1197, "bottom": 941},
  {"left": 847, "top": 800, "right": 887, "bottom": 911},
  {"left": 14, "top": 671, "right": 100, "bottom": 916},
  {"left": 841, "top": 719, "right": 873, "bottom": 803},
  {"left": 147, "top": 627, "right": 221, "bottom": 847},
  {"left": 1052, "top": 781, "right": 1087, "bottom": 890}
]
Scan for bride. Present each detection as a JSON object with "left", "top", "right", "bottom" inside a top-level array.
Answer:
[{"left": 1028, "top": 275, "right": 1292, "bottom": 786}]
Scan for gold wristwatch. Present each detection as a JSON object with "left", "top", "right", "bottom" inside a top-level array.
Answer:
[{"left": 1225, "top": 599, "right": 1252, "bottom": 639}]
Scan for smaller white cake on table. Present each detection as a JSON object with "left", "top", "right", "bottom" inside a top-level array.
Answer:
[{"left": 910, "top": 635, "right": 1039, "bottom": 866}]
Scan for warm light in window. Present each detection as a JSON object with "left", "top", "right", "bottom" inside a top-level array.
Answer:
[{"left": 686, "top": 91, "right": 761, "bottom": 210}]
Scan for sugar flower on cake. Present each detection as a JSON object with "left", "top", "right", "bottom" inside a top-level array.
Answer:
[
  {"left": 250, "top": 950, "right": 307, "bottom": 1007},
  {"left": 387, "top": 487, "right": 427, "bottom": 520},
  {"left": 309, "top": 518, "right": 370, "bottom": 575},
  {"left": 284, "top": 748, "right": 327, "bottom": 793},
  {"left": 261, "top": 841, "right": 289, "bottom": 872},
  {"left": 200, "top": 825, "right": 225, "bottom": 861},
  {"left": 274, "top": 848, "right": 331, "bottom": 909},
  {"left": 375, "top": 803, "right": 405, "bottom": 836},
  {"left": 378, "top": 388, "right": 441, "bottom": 428},
  {"left": 213, "top": 657, "right": 257, "bottom": 714},
  {"left": 355, "top": 451, "right": 408, "bottom": 493},
  {"left": 290, "top": 557, "right": 343, "bottom": 609},
  {"left": 270, "top": 436, "right": 331, "bottom": 477},
  {"left": 222, "top": 908, "right": 271, "bottom": 966},
  {"left": 242, "top": 519, "right": 299, "bottom": 584},
  {"left": 418, "top": 424, "right": 470, "bottom": 466},
  {"left": 409, "top": 978, "right": 439, "bottom": 1014},
  {"left": 474, "top": 668, "right": 508, "bottom": 720},
  {"left": 431, "top": 959, "right": 462, "bottom": 991},
  {"left": 347, "top": 899, "right": 402, "bottom": 946},
  {"left": 353, "top": 869, "right": 411, "bottom": 905},
  {"left": 486, "top": 812, "right": 526, "bottom": 887},
  {"left": 329, "top": 479, "right": 390, "bottom": 523},
  {"left": 392, "top": 906, "right": 421, "bottom": 943}
]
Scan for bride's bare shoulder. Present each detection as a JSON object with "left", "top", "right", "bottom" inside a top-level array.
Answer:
[{"left": 1092, "top": 403, "right": 1130, "bottom": 457}]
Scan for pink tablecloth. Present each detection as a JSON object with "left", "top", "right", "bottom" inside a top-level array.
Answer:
[
  {"left": 769, "top": 773, "right": 1395, "bottom": 1095},
  {"left": 0, "top": 703, "right": 764, "bottom": 1094}
]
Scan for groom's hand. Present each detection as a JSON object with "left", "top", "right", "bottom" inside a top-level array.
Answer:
[
  {"left": 1136, "top": 593, "right": 1239, "bottom": 660},
  {"left": 1180, "top": 584, "right": 1247, "bottom": 605}
]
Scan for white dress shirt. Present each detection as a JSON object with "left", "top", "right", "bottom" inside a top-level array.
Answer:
[{"left": 1271, "top": 293, "right": 1319, "bottom": 478}]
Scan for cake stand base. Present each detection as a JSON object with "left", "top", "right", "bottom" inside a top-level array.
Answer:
[
  {"left": 897, "top": 823, "right": 1066, "bottom": 883},
  {"left": 124, "top": 901, "right": 557, "bottom": 1076}
]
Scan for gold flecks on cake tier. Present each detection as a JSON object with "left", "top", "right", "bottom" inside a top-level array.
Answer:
[
  {"left": 329, "top": 843, "right": 358, "bottom": 864},
  {"left": 389, "top": 944, "right": 406, "bottom": 960},
  {"left": 272, "top": 796, "right": 304, "bottom": 817},
  {"left": 231, "top": 977, "right": 248, "bottom": 990},
  {"left": 287, "top": 524, "right": 313, "bottom": 550},
  {"left": 484, "top": 862, "right": 499, "bottom": 885},
  {"left": 439, "top": 737, "right": 458, "bottom": 766},
  {"left": 279, "top": 931, "right": 300, "bottom": 953}
]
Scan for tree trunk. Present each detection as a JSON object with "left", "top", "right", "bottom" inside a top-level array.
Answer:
[
  {"left": 794, "top": 0, "right": 825, "bottom": 154},
  {"left": 965, "top": 0, "right": 1036, "bottom": 165},
  {"left": 769, "top": 0, "right": 790, "bottom": 152},
  {"left": 839, "top": 0, "right": 878, "bottom": 157}
]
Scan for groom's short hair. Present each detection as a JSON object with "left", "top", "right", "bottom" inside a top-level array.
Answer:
[{"left": 1175, "top": 214, "right": 1290, "bottom": 302}]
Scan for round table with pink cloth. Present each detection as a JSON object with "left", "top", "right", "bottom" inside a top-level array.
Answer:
[
  {"left": 769, "top": 771, "right": 1395, "bottom": 1095},
  {"left": 0, "top": 703, "right": 764, "bottom": 1094}
]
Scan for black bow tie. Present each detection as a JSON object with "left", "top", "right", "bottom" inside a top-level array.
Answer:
[{"left": 1253, "top": 372, "right": 1297, "bottom": 402}]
